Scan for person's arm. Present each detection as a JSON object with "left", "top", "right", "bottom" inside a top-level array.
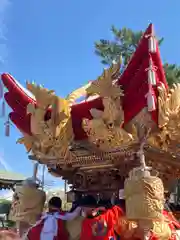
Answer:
[{"left": 60, "top": 207, "right": 81, "bottom": 221}]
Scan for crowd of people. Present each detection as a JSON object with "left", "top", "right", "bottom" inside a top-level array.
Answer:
[{"left": 0, "top": 193, "right": 180, "bottom": 240}]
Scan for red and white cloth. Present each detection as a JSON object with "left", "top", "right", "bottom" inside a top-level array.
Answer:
[{"left": 25, "top": 207, "right": 81, "bottom": 240}]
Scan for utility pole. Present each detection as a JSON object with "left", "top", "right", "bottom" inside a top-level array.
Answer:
[
  {"left": 42, "top": 165, "right": 45, "bottom": 190},
  {"left": 64, "top": 180, "right": 67, "bottom": 210}
]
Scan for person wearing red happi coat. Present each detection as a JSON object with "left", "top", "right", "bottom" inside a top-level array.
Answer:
[
  {"left": 80, "top": 196, "right": 124, "bottom": 240},
  {"left": 26, "top": 197, "right": 68, "bottom": 240},
  {"left": 26, "top": 196, "right": 81, "bottom": 240}
]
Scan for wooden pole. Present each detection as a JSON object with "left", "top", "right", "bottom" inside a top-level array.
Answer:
[
  {"left": 42, "top": 165, "right": 45, "bottom": 190},
  {"left": 64, "top": 180, "right": 67, "bottom": 210},
  {"left": 33, "top": 162, "right": 38, "bottom": 182},
  {"left": 64, "top": 180, "right": 67, "bottom": 194}
]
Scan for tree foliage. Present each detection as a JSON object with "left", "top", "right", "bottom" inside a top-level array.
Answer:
[
  {"left": 95, "top": 26, "right": 180, "bottom": 86},
  {"left": 0, "top": 199, "right": 11, "bottom": 215},
  {"left": 163, "top": 63, "right": 180, "bottom": 86}
]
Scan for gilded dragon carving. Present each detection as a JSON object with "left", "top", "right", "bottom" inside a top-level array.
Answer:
[
  {"left": 82, "top": 62, "right": 135, "bottom": 151},
  {"left": 16, "top": 62, "right": 137, "bottom": 159},
  {"left": 148, "top": 83, "right": 180, "bottom": 151},
  {"left": 10, "top": 185, "right": 46, "bottom": 224},
  {"left": 17, "top": 82, "right": 90, "bottom": 161}
]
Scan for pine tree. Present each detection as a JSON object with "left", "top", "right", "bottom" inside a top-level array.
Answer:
[{"left": 95, "top": 26, "right": 180, "bottom": 86}]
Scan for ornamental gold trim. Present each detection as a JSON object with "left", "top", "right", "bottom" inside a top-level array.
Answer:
[
  {"left": 82, "top": 62, "right": 136, "bottom": 151},
  {"left": 18, "top": 82, "right": 76, "bottom": 161},
  {"left": 149, "top": 83, "right": 180, "bottom": 150}
]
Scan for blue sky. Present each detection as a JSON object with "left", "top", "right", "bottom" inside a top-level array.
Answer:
[{"left": 0, "top": 0, "right": 180, "bottom": 187}]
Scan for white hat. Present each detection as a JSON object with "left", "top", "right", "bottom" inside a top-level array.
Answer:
[{"left": 119, "top": 189, "right": 124, "bottom": 199}]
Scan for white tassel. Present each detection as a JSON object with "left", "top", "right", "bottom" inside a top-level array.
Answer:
[
  {"left": 2, "top": 100, "right": 5, "bottom": 117},
  {"left": 5, "top": 116, "right": 10, "bottom": 136},
  {"left": 5, "top": 121, "right": 10, "bottom": 136},
  {"left": 148, "top": 36, "right": 156, "bottom": 53},
  {"left": 145, "top": 92, "right": 156, "bottom": 112},
  {"left": 146, "top": 59, "right": 157, "bottom": 86},
  {"left": 148, "top": 69, "right": 156, "bottom": 86}
]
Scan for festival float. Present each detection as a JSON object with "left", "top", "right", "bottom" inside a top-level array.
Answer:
[{"left": 1, "top": 23, "right": 180, "bottom": 239}]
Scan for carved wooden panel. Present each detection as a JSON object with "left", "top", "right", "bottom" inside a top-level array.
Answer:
[
  {"left": 47, "top": 144, "right": 180, "bottom": 193},
  {"left": 73, "top": 172, "right": 86, "bottom": 189}
]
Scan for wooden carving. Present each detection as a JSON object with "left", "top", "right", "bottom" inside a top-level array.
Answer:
[
  {"left": 17, "top": 82, "right": 76, "bottom": 161},
  {"left": 9, "top": 185, "right": 46, "bottom": 224},
  {"left": 73, "top": 172, "right": 86, "bottom": 189},
  {"left": 17, "top": 81, "right": 95, "bottom": 162},
  {"left": 124, "top": 167, "right": 172, "bottom": 240},
  {"left": 149, "top": 83, "right": 180, "bottom": 150},
  {"left": 83, "top": 62, "right": 134, "bottom": 151}
]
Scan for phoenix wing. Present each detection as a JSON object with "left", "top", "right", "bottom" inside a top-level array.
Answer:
[{"left": 1, "top": 73, "right": 36, "bottom": 135}]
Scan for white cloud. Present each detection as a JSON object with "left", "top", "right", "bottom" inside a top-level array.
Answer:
[
  {"left": 0, "top": 0, "right": 10, "bottom": 10},
  {"left": 0, "top": 190, "right": 13, "bottom": 200},
  {"left": 0, "top": 149, "right": 12, "bottom": 171},
  {"left": 0, "top": 0, "right": 10, "bottom": 33}
]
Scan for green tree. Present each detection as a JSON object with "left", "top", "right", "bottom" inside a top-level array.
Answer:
[
  {"left": 0, "top": 199, "right": 11, "bottom": 215},
  {"left": 0, "top": 199, "right": 13, "bottom": 228},
  {"left": 95, "top": 26, "right": 180, "bottom": 86},
  {"left": 163, "top": 64, "right": 180, "bottom": 86}
]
